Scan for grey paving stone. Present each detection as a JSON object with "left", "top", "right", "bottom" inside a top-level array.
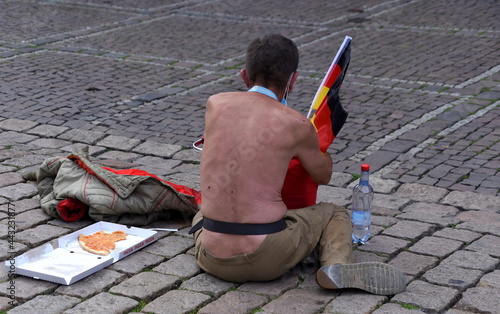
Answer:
[
  {"left": 165, "top": 172, "right": 201, "bottom": 190},
  {"left": 238, "top": 272, "right": 299, "bottom": 299},
  {"left": 0, "top": 183, "right": 38, "bottom": 201},
  {"left": 441, "top": 250, "right": 499, "bottom": 272},
  {"left": 107, "top": 251, "right": 165, "bottom": 275},
  {"left": 397, "top": 202, "right": 460, "bottom": 227},
  {"left": 391, "top": 280, "right": 459, "bottom": 313},
  {"left": 0, "top": 208, "right": 52, "bottom": 231},
  {"left": 328, "top": 169, "right": 354, "bottom": 186},
  {"left": 382, "top": 220, "right": 436, "bottom": 240},
  {"left": 55, "top": 269, "right": 126, "bottom": 299},
  {"left": 442, "top": 190, "right": 500, "bottom": 212},
  {"left": 455, "top": 287, "right": 500, "bottom": 313},
  {"left": 371, "top": 215, "right": 399, "bottom": 228},
  {"left": 109, "top": 271, "right": 179, "bottom": 301},
  {"left": 97, "top": 135, "right": 142, "bottom": 151},
  {"left": 8, "top": 294, "right": 81, "bottom": 314},
  {"left": 323, "top": 291, "right": 387, "bottom": 314},
  {"left": 0, "top": 172, "right": 24, "bottom": 189},
  {"left": 433, "top": 228, "right": 482, "bottom": 243},
  {"left": 172, "top": 148, "right": 202, "bottom": 163},
  {"left": 153, "top": 254, "right": 200, "bottom": 278},
  {"left": 357, "top": 235, "right": 410, "bottom": 256},
  {"left": 443, "top": 309, "right": 474, "bottom": 314},
  {"left": 372, "top": 303, "right": 427, "bottom": 314},
  {"left": 353, "top": 251, "right": 388, "bottom": 263},
  {"left": 0, "top": 240, "right": 28, "bottom": 260},
  {"left": 317, "top": 185, "right": 351, "bottom": 206},
  {"left": 0, "top": 296, "right": 15, "bottom": 312},
  {"left": 57, "top": 129, "right": 107, "bottom": 145},
  {"left": 389, "top": 251, "right": 439, "bottom": 277},
  {"left": 466, "top": 235, "right": 500, "bottom": 258},
  {"left": 409, "top": 236, "right": 463, "bottom": 258},
  {"left": 142, "top": 290, "right": 211, "bottom": 314},
  {"left": 423, "top": 263, "right": 483, "bottom": 291},
  {"left": 0, "top": 132, "right": 38, "bottom": 145},
  {"left": 0, "top": 276, "right": 58, "bottom": 302},
  {"left": 478, "top": 270, "right": 500, "bottom": 289},
  {"left": 62, "top": 292, "right": 138, "bottom": 314},
  {"left": 394, "top": 183, "right": 449, "bottom": 202},
  {"left": 456, "top": 210, "right": 500, "bottom": 235},
  {"left": 0, "top": 198, "right": 40, "bottom": 214},
  {"left": 47, "top": 217, "right": 94, "bottom": 231},
  {"left": 0, "top": 118, "right": 38, "bottom": 132},
  {"left": 95, "top": 150, "right": 141, "bottom": 162},
  {"left": 29, "top": 138, "right": 72, "bottom": 149},
  {"left": 373, "top": 193, "right": 411, "bottom": 211},
  {"left": 198, "top": 290, "right": 267, "bottom": 314},
  {"left": 60, "top": 143, "right": 107, "bottom": 156},
  {"left": 14, "top": 224, "right": 70, "bottom": 247},
  {"left": 0, "top": 263, "right": 9, "bottom": 281},
  {"left": 3, "top": 154, "right": 50, "bottom": 169},
  {"left": 132, "top": 141, "right": 183, "bottom": 158},
  {"left": 261, "top": 288, "right": 334, "bottom": 314},
  {"left": 144, "top": 235, "right": 194, "bottom": 258},
  {"left": 26, "top": 124, "right": 69, "bottom": 137},
  {"left": 180, "top": 273, "right": 236, "bottom": 298},
  {"left": 0, "top": 165, "right": 18, "bottom": 174},
  {"left": 133, "top": 156, "right": 184, "bottom": 176},
  {"left": 16, "top": 225, "right": 70, "bottom": 247}
]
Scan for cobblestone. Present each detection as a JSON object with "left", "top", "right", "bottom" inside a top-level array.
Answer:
[
  {"left": 409, "top": 236, "right": 463, "bottom": 258},
  {"left": 55, "top": 269, "right": 126, "bottom": 299},
  {"left": 0, "top": 0, "right": 498, "bottom": 313},
  {"left": 63, "top": 292, "right": 138, "bottom": 314},
  {"left": 198, "top": 290, "right": 267, "bottom": 314},
  {"left": 391, "top": 280, "right": 460, "bottom": 313},
  {"left": 109, "top": 271, "right": 179, "bottom": 302}
]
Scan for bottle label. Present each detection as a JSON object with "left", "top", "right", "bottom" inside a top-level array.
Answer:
[{"left": 351, "top": 210, "right": 371, "bottom": 225}]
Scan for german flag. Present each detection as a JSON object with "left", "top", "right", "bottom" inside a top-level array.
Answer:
[
  {"left": 309, "top": 36, "right": 351, "bottom": 152},
  {"left": 282, "top": 36, "right": 351, "bottom": 209}
]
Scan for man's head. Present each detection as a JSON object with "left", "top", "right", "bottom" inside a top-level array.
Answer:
[{"left": 244, "top": 34, "right": 299, "bottom": 90}]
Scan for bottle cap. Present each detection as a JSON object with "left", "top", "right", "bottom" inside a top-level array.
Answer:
[{"left": 361, "top": 164, "right": 370, "bottom": 171}]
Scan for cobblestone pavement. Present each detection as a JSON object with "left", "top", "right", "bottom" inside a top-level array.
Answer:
[{"left": 0, "top": 0, "right": 499, "bottom": 313}]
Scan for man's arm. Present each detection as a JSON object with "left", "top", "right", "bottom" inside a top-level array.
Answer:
[{"left": 295, "top": 121, "right": 333, "bottom": 185}]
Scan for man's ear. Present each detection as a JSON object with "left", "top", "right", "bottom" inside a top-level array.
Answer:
[
  {"left": 240, "top": 69, "right": 251, "bottom": 88},
  {"left": 289, "top": 72, "right": 299, "bottom": 92}
]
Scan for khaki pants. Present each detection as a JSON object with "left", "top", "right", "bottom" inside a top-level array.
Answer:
[{"left": 192, "top": 202, "right": 354, "bottom": 282}]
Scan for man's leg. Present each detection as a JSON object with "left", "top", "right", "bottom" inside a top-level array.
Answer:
[
  {"left": 315, "top": 205, "right": 407, "bottom": 295},
  {"left": 191, "top": 203, "right": 340, "bottom": 282}
]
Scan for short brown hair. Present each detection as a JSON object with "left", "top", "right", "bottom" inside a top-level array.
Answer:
[{"left": 245, "top": 34, "right": 299, "bottom": 90}]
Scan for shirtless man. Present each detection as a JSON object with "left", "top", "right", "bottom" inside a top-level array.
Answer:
[{"left": 190, "top": 34, "right": 406, "bottom": 295}]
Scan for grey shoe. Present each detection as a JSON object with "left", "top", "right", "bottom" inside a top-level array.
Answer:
[{"left": 316, "top": 262, "right": 407, "bottom": 295}]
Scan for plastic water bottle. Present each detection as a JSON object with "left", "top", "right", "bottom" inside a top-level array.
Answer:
[{"left": 351, "top": 164, "right": 374, "bottom": 244}]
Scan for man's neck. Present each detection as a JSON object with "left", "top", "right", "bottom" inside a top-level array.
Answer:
[{"left": 249, "top": 84, "right": 285, "bottom": 102}]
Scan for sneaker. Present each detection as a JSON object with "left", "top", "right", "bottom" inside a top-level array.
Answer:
[{"left": 316, "top": 262, "right": 407, "bottom": 295}]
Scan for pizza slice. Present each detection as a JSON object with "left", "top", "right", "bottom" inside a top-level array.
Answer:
[{"left": 78, "top": 230, "right": 127, "bottom": 256}]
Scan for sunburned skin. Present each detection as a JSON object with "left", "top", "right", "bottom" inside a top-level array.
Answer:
[{"left": 200, "top": 90, "right": 332, "bottom": 258}]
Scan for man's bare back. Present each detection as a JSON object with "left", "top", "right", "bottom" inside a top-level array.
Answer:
[{"left": 200, "top": 91, "right": 332, "bottom": 257}]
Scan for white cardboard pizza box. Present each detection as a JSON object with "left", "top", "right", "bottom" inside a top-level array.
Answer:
[{"left": 6, "top": 221, "right": 158, "bottom": 285}]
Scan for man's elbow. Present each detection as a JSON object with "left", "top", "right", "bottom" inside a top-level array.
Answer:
[{"left": 313, "top": 170, "right": 332, "bottom": 185}]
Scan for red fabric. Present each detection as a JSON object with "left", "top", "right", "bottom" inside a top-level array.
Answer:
[
  {"left": 314, "top": 96, "right": 335, "bottom": 153},
  {"left": 103, "top": 167, "right": 203, "bottom": 205},
  {"left": 282, "top": 157, "right": 319, "bottom": 209},
  {"left": 57, "top": 198, "right": 88, "bottom": 222}
]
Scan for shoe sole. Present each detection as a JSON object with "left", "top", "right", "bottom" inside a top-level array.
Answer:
[{"left": 316, "top": 262, "right": 407, "bottom": 295}]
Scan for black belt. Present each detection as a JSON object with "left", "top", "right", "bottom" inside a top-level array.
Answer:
[{"left": 188, "top": 217, "right": 287, "bottom": 235}]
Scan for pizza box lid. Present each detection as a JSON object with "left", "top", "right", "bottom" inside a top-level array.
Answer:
[{"left": 6, "top": 221, "right": 158, "bottom": 285}]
